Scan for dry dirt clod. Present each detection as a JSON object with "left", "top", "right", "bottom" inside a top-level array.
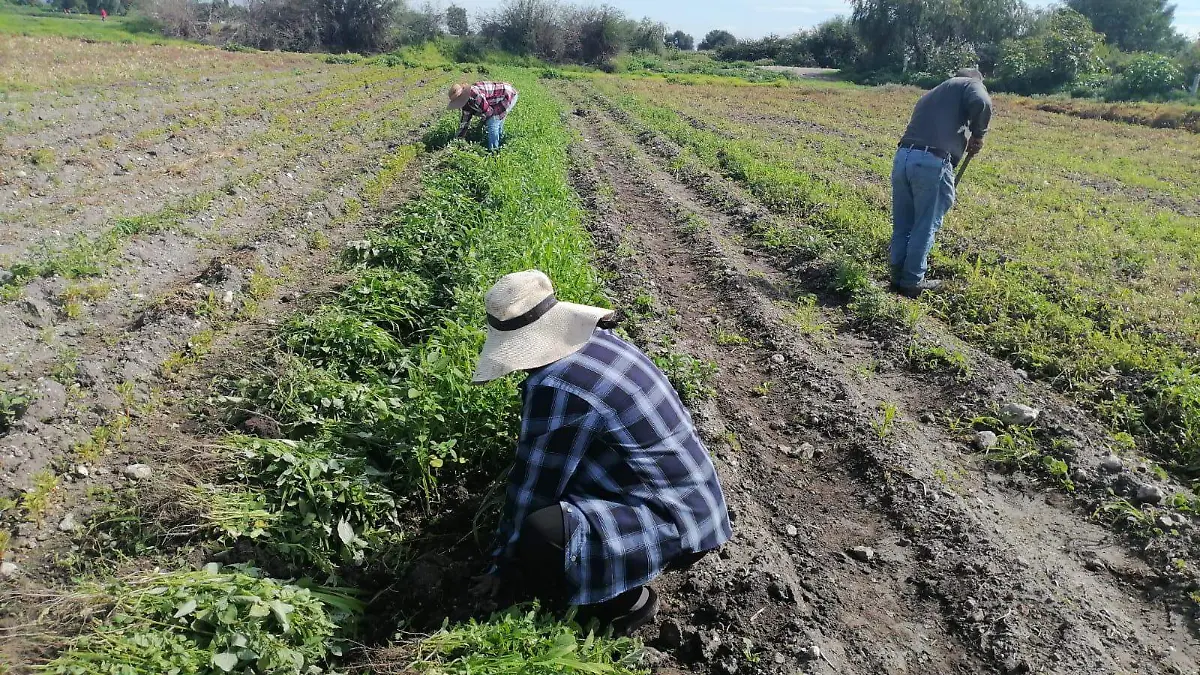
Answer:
[
  {"left": 1099, "top": 454, "right": 1124, "bottom": 473},
  {"left": 974, "top": 430, "right": 998, "bottom": 451},
  {"left": 798, "top": 645, "right": 821, "bottom": 661},
  {"left": 999, "top": 402, "right": 1040, "bottom": 426},
  {"left": 658, "top": 619, "right": 684, "bottom": 650}
]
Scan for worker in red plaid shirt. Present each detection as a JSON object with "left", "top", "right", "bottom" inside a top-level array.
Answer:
[{"left": 448, "top": 81, "right": 519, "bottom": 151}]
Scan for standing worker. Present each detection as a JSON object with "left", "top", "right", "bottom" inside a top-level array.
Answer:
[
  {"left": 470, "top": 270, "right": 732, "bottom": 634},
  {"left": 447, "top": 81, "right": 519, "bottom": 151},
  {"left": 890, "top": 68, "right": 992, "bottom": 298},
  {"left": 100, "top": 8, "right": 107, "bottom": 20}
]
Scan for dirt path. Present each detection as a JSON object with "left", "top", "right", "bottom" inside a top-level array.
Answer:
[{"left": 562, "top": 89, "right": 1200, "bottom": 675}]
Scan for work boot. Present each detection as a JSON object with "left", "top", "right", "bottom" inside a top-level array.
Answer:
[
  {"left": 608, "top": 587, "right": 659, "bottom": 636},
  {"left": 890, "top": 279, "right": 944, "bottom": 299},
  {"left": 889, "top": 264, "right": 903, "bottom": 284}
]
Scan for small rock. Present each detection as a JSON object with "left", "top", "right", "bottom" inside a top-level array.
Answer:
[
  {"left": 221, "top": 290, "right": 235, "bottom": 306},
  {"left": 1136, "top": 484, "right": 1165, "bottom": 505},
  {"left": 768, "top": 579, "right": 794, "bottom": 602},
  {"left": 999, "top": 402, "right": 1040, "bottom": 426},
  {"left": 973, "top": 431, "right": 998, "bottom": 451},
  {"left": 1069, "top": 468, "right": 1091, "bottom": 484},
  {"left": 714, "top": 658, "right": 739, "bottom": 675},
  {"left": 1156, "top": 514, "right": 1175, "bottom": 529},
  {"left": 58, "top": 513, "right": 78, "bottom": 532},
  {"left": 641, "top": 647, "right": 666, "bottom": 666},
  {"left": 920, "top": 412, "right": 935, "bottom": 423},
  {"left": 770, "top": 353, "right": 785, "bottom": 365},
  {"left": 1099, "top": 455, "right": 1123, "bottom": 473},
  {"left": 798, "top": 442, "right": 816, "bottom": 459},
  {"left": 1014, "top": 368, "right": 1029, "bottom": 379},
  {"left": 0, "top": 269, "right": 12, "bottom": 284},
  {"left": 1001, "top": 657, "right": 1031, "bottom": 674},
  {"left": 786, "top": 524, "right": 798, "bottom": 537},
  {"left": 798, "top": 645, "right": 821, "bottom": 661},
  {"left": 774, "top": 652, "right": 787, "bottom": 664},
  {"left": 0, "top": 561, "right": 18, "bottom": 578},
  {"left": 658, "top": 620, "right": 684, "bottom": 650},
  {"left": 73, "top": 464, "right": 89, "bottom": 478},
  {"left": 123, "top": 463, "right": 153, "bottom": 480},
  {"left": 848, "top": 545, "right": 875, "bottom": 562}
]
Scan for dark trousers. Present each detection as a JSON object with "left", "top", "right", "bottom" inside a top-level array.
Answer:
[{"left": 514, "top": 504, "right": 707, "bottom": 620}]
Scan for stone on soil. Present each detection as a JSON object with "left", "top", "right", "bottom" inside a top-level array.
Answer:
[
  {"left": 999, "top": 402, "right": 1040, "bottom": 426},
  {"left": 123, "top": 463, "right": 153, "bottom": 480},
  {"left": 0, "top": 561, "right": 18, "bottom": 578},
  {"left": 786, "top": 524, "right": 798, "bottom": 537},
  {"left": 1099, "top": 454, "right": 1123, "bottom": 473},
  {"left": 770, "top": 353, "right": 785, "bottom": 364},
  {"left": 798, "top": 645, "right": 821, "bottom": 661},
  {"left": 973, "top": 431, "right": 998, "bottom": 451},
  {"left": 848, "top": 546, "right": 875, "bottom": 562},
  {"left": 58, "top": 513, "right": 78, "bottom": 532},
  {"left": 1136, "top": 484, "right": 1164, "bottom": 505}
]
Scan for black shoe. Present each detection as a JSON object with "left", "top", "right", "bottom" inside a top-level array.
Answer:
[
  {"left": 890, "top": 279, "right": 944, "bottom": 298},
  {"left": 609, "top": 587, "right": 660, "bottom": 636}
]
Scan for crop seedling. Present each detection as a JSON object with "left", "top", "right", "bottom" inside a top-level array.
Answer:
[
  {"left": 653, "top": 351, "right": 717, "bottom": 404},
  {"left": 21, "top": 469, "right": 58, "bottom": 524},
  {"left": 0, "top": 386, "right": 32, "bottom": 432},
  {"left": 875, "top": 402, "right": 899, "bottom": 439}
]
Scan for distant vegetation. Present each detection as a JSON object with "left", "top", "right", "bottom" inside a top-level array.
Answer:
[{"left": 705, "top": 0, "right": 1199, "bottom": 102}]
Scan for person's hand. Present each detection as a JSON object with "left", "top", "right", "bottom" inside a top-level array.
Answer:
[
  {"left": 967, "top": 135, "right": 984, "bottom": 155},
  {"left": 470, "top": 571, "right": 502, "bottom": 598}
]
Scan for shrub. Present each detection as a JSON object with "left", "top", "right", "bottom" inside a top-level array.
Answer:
[
  {"left": 995, "top": 8, "right": 1105, "bottom": 94},
  {"left": 1110, "top": 52, "right": 1184, "bottom": 99}
]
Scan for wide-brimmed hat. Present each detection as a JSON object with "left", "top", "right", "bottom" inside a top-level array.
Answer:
[
  {"left": 472, "top": 270, "right": 612, "bottom": 383},
  {"left": 447, "top": 83, "right": 472, "bottom": 110}
]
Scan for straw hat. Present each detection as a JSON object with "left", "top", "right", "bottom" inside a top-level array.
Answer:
[
  {"left": 447, "top": 83, "right": 472, "bottom": 110},
  {"left": 472, "top": 270, "right": 612, "bottom": 383}
]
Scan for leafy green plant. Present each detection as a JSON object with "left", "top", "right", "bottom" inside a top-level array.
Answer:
[
  {"left": 21, "top": 469, "right": 58, "bottom": 524},
  {"left": 652, "top": 351, "right": 718, "bottom": 404},
  {"left": 0, "top": 386, "right": 32, "bottom": 432},
  {"left": 906, "top": 339, "right": 971, "bottom": 380},
  {"left": 40, "top": 565, "right": 360, "bottom": 675},
  {"left": 399, "top": 606, "right": 646, "bottom": 674},
  {"left": 875, "top": 402, "right": 898, "bottom": 439}
]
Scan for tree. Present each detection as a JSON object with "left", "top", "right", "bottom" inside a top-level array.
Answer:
[
  {"left": 1065, "top": 0, "right": 1183, "bottom": 53},
  {"left": 446, "top": 4, "right": 469, "bottom": 36},
  {"left": 699, "top": 29, "right": 736, "bottom": 50},
  {"left": 665, "top": 29, "right": 693, "bottom": 51},
  {"left": 802, "top": 16, "right": 863, "bottom": 68},
  {"left": 995, "top": 7, "right": 1105, "bottom": 93}
]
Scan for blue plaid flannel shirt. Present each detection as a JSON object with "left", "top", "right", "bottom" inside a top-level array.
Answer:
[{"left": 490, "top": 330, "right": 732, "bottom": 605}]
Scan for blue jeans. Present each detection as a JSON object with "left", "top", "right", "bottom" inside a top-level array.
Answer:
[
  {"left": 890, "top": 147, "right": 955, "bottom": 288},
  {"left": 485, "top": 93, "right": 518, "bottom": 151}
]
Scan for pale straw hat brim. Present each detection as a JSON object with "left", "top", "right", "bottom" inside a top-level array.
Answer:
[
  {"left": 472, "top": 302, "right": 613, "bottom": 383},
  {"left": 447, "top": 92, "right": 472, "bottom": 110}
]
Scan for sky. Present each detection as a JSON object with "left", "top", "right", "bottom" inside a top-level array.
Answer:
[{"left": 445, "top": 0, "right": 1200, "bottom": 43}]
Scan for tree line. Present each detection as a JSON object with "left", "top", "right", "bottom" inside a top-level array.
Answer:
[{"left": 706, "top": 0, "right": 1199, "bottom": 99}]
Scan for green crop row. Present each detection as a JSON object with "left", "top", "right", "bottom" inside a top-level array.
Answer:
[
  {"left": 588, "top": 78, "right": 1200, "bottom": 475},
  {"left": 45, "top": 69, "right": 640, "bottom": 674}
]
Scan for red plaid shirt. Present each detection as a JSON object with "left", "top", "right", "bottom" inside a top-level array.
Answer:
[{"left": 458, "top": 81, "right": 518, "bottom": 136}]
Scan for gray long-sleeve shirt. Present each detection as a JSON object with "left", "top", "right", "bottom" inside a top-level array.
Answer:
[{"left": 898, "top": 77, "right": 993, "bottom": 165}]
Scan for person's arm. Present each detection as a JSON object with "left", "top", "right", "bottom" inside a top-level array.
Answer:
[
  {"left": 964, "top": 81, "right": 992, "bottom": 153},
  {"left": 488, "top": 383, "right": 597, "bottom": 572},
  {"left": 492, "top": 85, "right": 516, "bottom": 119},
  {"left": 477, "top": 86, "right": 494, "bottom": 118},
  {"left": 457, "top": 108, "right": 473, "bottom": 138}
]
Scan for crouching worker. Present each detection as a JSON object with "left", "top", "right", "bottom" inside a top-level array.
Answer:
[
  {"left": 470, "top": 270, "right": 732, "bottom": 634},
  {"left": 448, "top": 81, "right": 519, "bottom": 151}
]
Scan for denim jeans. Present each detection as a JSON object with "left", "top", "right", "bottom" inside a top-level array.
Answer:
[
  {"left": 485, "top": 93, "right": 518, "bottom": 151},
  {"left": 890, "top": 147, "right": 955, "bottom": 288}
]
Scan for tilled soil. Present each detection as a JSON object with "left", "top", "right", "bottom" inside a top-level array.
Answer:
[
  {"left": 561, "top": 90, "right": 1200, "bottom": 674},
  {"left": 0, "top": 69, "right": 449, "bottom": 508},
  {"left": 0, "top": 62, "right": 451, "bottom": 648}
]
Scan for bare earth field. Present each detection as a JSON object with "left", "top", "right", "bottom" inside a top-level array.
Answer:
[{"left": 2, "top": 18, "right": 1199, "bottom": 675}]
